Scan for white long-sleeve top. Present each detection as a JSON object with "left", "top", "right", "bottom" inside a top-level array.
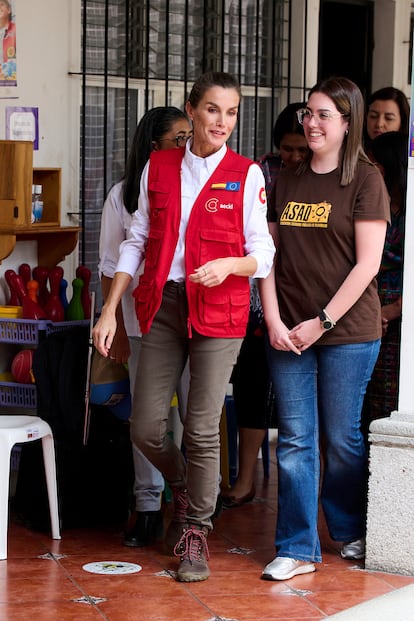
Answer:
[
  {"left": 98, "top": 181, "right": 141, "bottom": 337},
  {"left": 116, "top": 141, "right": 275, "bottom": 282}
]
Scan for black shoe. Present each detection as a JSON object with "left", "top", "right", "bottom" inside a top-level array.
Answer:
[
  {"left": 123, "top": 510, "right": 163, "bottom": 547},
  {"left": 211, "top": 493, "right": 223, "bottom": 520}
]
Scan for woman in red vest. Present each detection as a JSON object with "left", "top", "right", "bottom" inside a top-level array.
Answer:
[{"left": 93, "top": 71, "right": 275, "bottom": 582}]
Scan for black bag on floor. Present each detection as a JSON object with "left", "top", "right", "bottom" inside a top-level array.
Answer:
[
  {"left": 13, "top": 405, "right": 134, "bottom": 530},
  {"left": 13, "top": 326, "right": 134, "bottom": 530}
]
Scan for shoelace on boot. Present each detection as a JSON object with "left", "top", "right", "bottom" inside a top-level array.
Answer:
[
  {"left": 173, "top": 525, "right": 210, "bottom": 562},
  {"left": 171, "top": 486, "right": 188, "bottom": 522}
]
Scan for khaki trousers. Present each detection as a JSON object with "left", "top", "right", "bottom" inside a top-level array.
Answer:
[{"left": 130, "top": 281, "right": 242, "bottom": 529}]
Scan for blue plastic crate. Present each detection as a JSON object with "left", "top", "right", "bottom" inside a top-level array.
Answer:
[
  {"left": 0, "top": 318, "right": 49, "bottom": 345},
  {"left": 0, "top": 317, "right": 90, "bottom": 344},
  {"left": 0, "top": 381, "right": 37, "bottom": 409}
]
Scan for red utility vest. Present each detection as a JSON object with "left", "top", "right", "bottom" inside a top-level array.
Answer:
[{"left": 133, "top": 147, "right": 253, "bottom": 337}]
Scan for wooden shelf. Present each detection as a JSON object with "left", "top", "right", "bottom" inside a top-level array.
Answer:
[
  {"left": 0, "top": 140, "right": 79, "bottom": 268},
  {"left": 0, "top": 226, "right": 81, "bottom": 268}
]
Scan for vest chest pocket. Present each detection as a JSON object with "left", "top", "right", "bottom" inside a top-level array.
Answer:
[
  {"left": 148, "top": 180, "right": 172, "bottom": 226},
  {"left": 199, "top": 228, "right": 242, "bottom": 263}
]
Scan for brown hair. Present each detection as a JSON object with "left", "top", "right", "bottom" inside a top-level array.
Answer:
[
  {"left": 300, "top": 76, "right": 372, "bottom": 186},
  {"left": 366, "top": 87, "right": 410, "bottom": 134},
  {"left": 188, "top": 71, "right": 241, "bottom": 108}
]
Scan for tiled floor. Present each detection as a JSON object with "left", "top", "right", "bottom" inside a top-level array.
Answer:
[{"left": 2, "top": 448, "right": 414, "bottom": 621}]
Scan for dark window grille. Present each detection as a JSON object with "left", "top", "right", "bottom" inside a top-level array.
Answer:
[{"left": 79, "top": 0, "right": 297, "bottom": 305}]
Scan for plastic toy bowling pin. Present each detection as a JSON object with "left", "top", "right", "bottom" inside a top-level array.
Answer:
[
  {"left": 66, "top": 277, "right": 85, "bottom": 320},
  {"left": 27, "top": 280, "right": 40, "bottom": 304},
  {"left": 18, "top": 263, "right": 32, "bottom": 288},
  {"left": 10, "top": 272, "right": 47, "bottom": 320},
  {"left": 44, "top": 266, "right": 65, "bottom": 323},
  {"left": 76, "top": 265, "right": 92, "bottom": 319},
  {"left": 5, "top": 269, "right": 22, "bottom": 306},
  {"left": 59, "top": 278, "right": 69, "bottom": 313},
  {"left": 32, "top": 266, "right": 50, "bottom": 307}
]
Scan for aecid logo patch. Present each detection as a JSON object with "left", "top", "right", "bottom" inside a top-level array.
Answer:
[
  {"left": 205, "top": 198, "right": 234, "bottom": 212},
  {"left": 280, "top": 200, "right": 332, "bottom": 227},
  {"left": 205, "top": 198, "right": 219, "bottom": 212}
]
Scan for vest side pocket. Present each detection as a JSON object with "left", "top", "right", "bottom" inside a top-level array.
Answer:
[
  {"left": 133, "top": 282, "right": 152, "bottom": 331},
  {"left": 229, "top": 291, "right": 250, "bottom": 327},
  {"left": 145, "top": 228, "right": 164, "bottom": 269}
]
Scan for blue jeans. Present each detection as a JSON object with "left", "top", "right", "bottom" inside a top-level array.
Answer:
[{"left": 266, "top": 339, "right": 380, "bottom": 562}]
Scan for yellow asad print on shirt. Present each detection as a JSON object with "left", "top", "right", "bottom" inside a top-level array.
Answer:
[{"left": 280, "top": 201, "right": 332, "bottom": 228}]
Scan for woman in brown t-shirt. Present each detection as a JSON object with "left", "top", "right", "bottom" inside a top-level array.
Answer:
[{"left": 260, "top": 76, "right": 390, "bottom": 581}]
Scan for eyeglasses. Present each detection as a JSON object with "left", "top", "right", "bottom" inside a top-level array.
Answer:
[
  {"left": 159, "top": 134, "right": 192, "bottom": 147},
  {"left": 296, "top": 108, "right": 346, "bottom": 125}
]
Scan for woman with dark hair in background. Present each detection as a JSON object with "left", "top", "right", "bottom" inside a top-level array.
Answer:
[
  {"left": 259, "top": 101, "right": 309, "bottom": 199},
  {"left": 363, "top": 131, "right": 407, "bottom": 425},
  {"left": 364, "top": 86, "right": 410, "bottom": 154},
  {"left": 99, "top": 106, "right": 192, "bottom": 548}
]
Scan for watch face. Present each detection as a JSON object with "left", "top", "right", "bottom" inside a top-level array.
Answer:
[{"left": 319, "top": 311, "right": 334, "bottom": 330}]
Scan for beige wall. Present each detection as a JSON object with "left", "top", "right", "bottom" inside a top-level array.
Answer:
[
  {"left": 0, "top": 0, "right": 81, "bottom": 305},
  {"left": 372, "top": 0, "right": 411, "bottom": 96}
]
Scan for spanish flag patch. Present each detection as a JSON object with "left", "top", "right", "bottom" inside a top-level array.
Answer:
[{"left": 210, "top": 182, "right": 240, "bottom": 191}]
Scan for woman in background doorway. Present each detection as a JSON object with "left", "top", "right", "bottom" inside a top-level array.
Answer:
[
  {"left": 364, "top": 86, "right": 409, "bottom": 155},
  {"left": 363, "top": 131, "right": 407, "bottom": 425}
]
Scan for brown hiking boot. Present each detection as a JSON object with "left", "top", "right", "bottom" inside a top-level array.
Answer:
[
  {"left": 174, "top": 524, "right": 210, "bottom": 582},
  {"left": 164, "top": 486, "right": 188, "bottom": 555}
]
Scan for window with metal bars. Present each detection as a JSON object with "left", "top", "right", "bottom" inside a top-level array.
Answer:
[{"left": 80, "top": 0, "right": 290, "bottom": 303}]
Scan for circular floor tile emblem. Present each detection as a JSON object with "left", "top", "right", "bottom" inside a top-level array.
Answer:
[{"left": 82, "top": 561, "right": 142, "bottom": 575}]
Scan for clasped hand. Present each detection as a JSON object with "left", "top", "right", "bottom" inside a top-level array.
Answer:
[{"left": 268, "top": 317, "right": 324, "bottom": 355}]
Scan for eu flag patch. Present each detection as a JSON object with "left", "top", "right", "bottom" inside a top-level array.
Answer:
[{"left": 211, "top": 182, "right": 240, "bottom": 191}]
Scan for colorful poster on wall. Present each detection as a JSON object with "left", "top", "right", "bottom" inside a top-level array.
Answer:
[{"left": 0, "top": 0, "right": 16, "bottom": 87}]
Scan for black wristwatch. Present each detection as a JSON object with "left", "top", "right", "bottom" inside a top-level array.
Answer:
[{"left": 319, "top": 309, "right": 336, "bottom": 331}]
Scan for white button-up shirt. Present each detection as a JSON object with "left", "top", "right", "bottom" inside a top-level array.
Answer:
[
  {"left": 98, "top": 181, "right": 142, "bottom": 337},
  {"left": 116, "top": 141, "right": 275, "bottom": 281}
]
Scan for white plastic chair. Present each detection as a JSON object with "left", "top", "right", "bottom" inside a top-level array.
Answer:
[{"left": 0, "top": 415, "right": 61, "bottom": 560}]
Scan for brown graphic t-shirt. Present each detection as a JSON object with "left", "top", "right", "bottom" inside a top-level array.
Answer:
[{"left": 270, "top": 162, "right": 390, "bottom": 344}]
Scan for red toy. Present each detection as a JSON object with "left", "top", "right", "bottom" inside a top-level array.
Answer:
[
  {"left": 10, "top": 272, "right": 47, "bottom": 320},
  {"left": 18, "top": 263, "right": 32, "bottom": 288},
  {"left": 11, "top": 349, "right": 35, "bottom": 384},
  {"left": 5, "top": 269, "right": 23, "bottom": 306},
  {"left": 44, "top": 266, "right": 65, "bottom": 322},
  {"left": 32, "top": 266, "right": 50, "bottom": 307}
]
